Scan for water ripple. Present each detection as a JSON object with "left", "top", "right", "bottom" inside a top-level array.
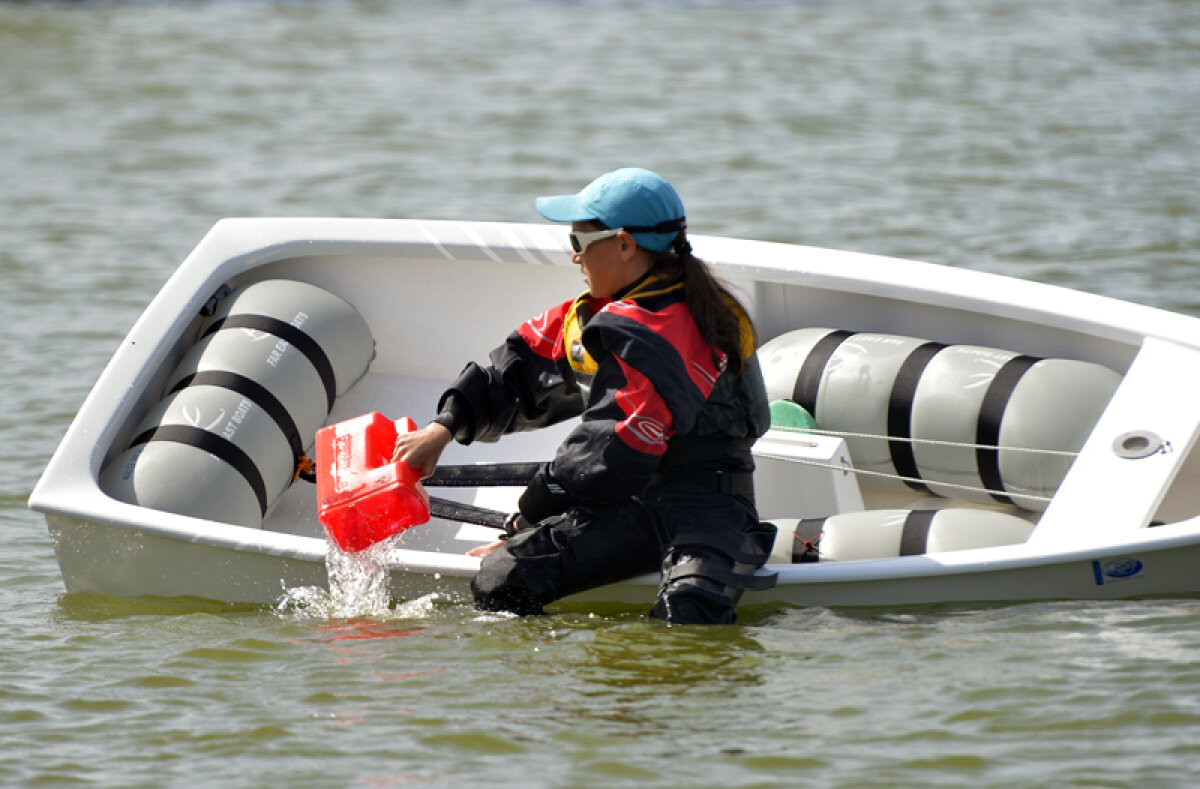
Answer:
[{"left": 4, "top": 0, "right": 1200, "bottom": 786}]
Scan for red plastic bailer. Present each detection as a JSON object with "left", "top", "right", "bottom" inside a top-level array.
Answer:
[{"left": 315, "top": 412, "right": 431, "bottom": 552}]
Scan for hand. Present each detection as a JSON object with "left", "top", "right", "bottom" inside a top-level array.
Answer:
[
  {"left": 391, "top": 422, "right": 453, "bottom": 478},
  {"left": 466, "top": 538, "right": 505, "bottom": 558},
  {"left": 466, "top": 513, "right": 527, "bottom": 559}
]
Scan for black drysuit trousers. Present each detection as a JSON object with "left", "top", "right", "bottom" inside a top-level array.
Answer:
[{"left": 471, "top": 480, "right": 777, "bottom": 625}]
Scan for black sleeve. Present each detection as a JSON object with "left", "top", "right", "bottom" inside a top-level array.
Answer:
[{"left": 434, "top": 331, "right": 585, "bottom": 445}]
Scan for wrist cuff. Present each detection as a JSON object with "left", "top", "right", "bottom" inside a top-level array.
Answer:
[{"left": 431, "top": 391, "right": 474, "bottom": 443}]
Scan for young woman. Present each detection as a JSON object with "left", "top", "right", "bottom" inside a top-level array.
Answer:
[{"left": 393, "top": 168, "right": 775, "bottom": 624}]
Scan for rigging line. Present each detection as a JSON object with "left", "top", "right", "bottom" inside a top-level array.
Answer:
[
  {"left": 768, "top": 426, "right": 1081, "bottom": 458},
  {"left": 750, "top": 451, "right": 1055, "bottom": 503}
]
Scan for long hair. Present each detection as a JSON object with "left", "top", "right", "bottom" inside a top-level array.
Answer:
[{"left": 649, "top": 232, "right": 755, "bottom": 375}]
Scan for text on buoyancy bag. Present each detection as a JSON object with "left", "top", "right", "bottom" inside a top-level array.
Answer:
[{"left": 266, "top": 311, "right": 309, "bottom": 368}]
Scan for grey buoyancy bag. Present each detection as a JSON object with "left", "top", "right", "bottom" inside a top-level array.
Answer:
[
  {"left": 101, "top": 279, "right": 375, "bottom": 527},
  {"left": 757, "top": 328, "right": 1121, "bottom": 511}
]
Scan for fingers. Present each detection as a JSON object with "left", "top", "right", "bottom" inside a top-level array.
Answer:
[
  {"left": 390, "top": 423, "right": 453, "bottom": 476},
  {"left": 466, "top": 539, "right": 505, "bottom": 558},
  {"left": 390, "top": 430, "right": 421, "bottom": 463}
]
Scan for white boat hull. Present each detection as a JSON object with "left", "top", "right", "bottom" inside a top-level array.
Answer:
[
  {"left": 47, "top": 511, "right": 1200, "bottom": 608},
  {"left": 31, "top": 218, "right": 1200, "bottom": 609}
]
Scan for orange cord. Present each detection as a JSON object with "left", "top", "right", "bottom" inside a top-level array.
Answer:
[{"left": 294, "top": 454, "right": 315, "bottom": 482}]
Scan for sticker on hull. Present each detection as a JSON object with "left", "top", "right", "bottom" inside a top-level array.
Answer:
[{"left": 1092, "top": 558, "right": 1145, "bottom": 586}]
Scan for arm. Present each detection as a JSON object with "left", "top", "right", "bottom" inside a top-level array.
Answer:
[
  {"left": 398, "top": 300, "right": 585, "bottom": 464},
  {"left": 445, "top": 310, "right": 587, "bottom": 443}
]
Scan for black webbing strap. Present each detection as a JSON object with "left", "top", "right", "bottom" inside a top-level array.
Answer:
[
  {"left": 169, "top": 371, "right": 305, "bottom": 461},
  {"left": 899, "top": 509, "right": 935, "bottom": 556},
  {"left": 424, "top": 463, "right": 541, "bottom": 488},
  {"left": 621, "top": 217, "right": 687, "bottom": 234},
  {"left": 202, "top": 314, "right": 337, "bottom": 412},
  {"left": 129, "top": 424, "right": 268, "bottom": 516},
  {"left": 792, "top": 518, "right": 825, "bottom": 563},
  {"left": 791, "top": 329, "right": 855, "bottom": 416},
  {"left": 888, "top": 342, "right": 947, "bottom": 493},
  {"left": 662, "top": 556, "right": 778, "bottom": 591},
  {"left": 668, "top": 526, "right": 776, "bottom": 567},
  {"left": 429, "top": 497, "right": 508, "bottom": 529},
  {"left": 976, "top": 355, "right": 1040, "bottom": 505}
]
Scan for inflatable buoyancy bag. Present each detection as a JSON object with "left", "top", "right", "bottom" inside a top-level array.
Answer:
[
  {"left": 101, "top": 279, "right": 375, "bottom": 527},
  {"left": 768, "top": 399, "right": 818, "bottom": 431},
  {"left": 768, "top": 508, "right": 1035, "bottom": 563},
  {"left": 756, "top": 328, "right": 1122, "bottom": 511}
]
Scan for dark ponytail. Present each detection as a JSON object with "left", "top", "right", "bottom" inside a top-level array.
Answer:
[{"left": 650, "top": 232, "right": 755, "bottom": 375}]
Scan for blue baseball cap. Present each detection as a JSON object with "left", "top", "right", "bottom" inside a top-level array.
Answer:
[{"left": 536, "top": 168, "right": 687, "bottom": 253}]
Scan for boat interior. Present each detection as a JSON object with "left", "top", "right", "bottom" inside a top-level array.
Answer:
[{"left": 95, "top": 235, "right": 1200, "bottom": 565}]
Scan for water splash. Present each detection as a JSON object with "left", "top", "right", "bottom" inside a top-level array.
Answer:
[{"left": 277, "top": 538, "right": 398, "bottom": 619}]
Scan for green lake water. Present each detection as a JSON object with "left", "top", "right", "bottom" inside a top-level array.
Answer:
[{"left": 3, "top": 1, "right": 1199, "bottom": 785}]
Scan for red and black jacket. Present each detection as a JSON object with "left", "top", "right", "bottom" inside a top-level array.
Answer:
[{"left": 433, "top": 271, "right": 770, "bottom": 525}]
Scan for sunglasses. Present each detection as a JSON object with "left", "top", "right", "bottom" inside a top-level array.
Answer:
[{"left": 568, "top": 227, "right": 622, "bottom": 255}]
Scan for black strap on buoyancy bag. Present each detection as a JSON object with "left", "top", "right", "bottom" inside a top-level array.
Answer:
[
  {"left": 167, "top": 370, "right": 315, "bottom": 482},
  {"left": 888, "top": 341, "right": 948, "bottom": 493},
  {"left": 899, "top": 509, "right": 936, "bottom": 556},
  {"left": 792, "top": 517, "right": 825, "bottom": 563},
  {"left": 129, "top": 424, "right": 269, "bottom": 516},
  {"left": 976, "top": 355, "right": 1040, "bottom": 505},
  {"left": 201, "top": 314, "right": 338, "bottom": 412},
  {"left": 791, "top": 329, "right": 855, "bottom": 416}
]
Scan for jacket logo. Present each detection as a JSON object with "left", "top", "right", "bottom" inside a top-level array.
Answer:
[
  {"left": 525, "top": 311, "right": 554, "bottom": 345},
  {"left": 627, "top": 416, "right": 667, "bottom": 446}
]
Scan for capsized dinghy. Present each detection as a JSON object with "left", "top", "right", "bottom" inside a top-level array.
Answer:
[{"left": 28, "top": 218, "right": 1200, "bottom": 607}]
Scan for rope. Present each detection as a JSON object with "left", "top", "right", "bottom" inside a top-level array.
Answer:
[
  {"left": 294, "top": 454, "right": 316, "bottom": 483},
  {"left": 751, "top": 449, "right": 1054, "bottom": 504},
  {"left": 768, "top": 425, "right": 1080, "bottom": 458}
]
